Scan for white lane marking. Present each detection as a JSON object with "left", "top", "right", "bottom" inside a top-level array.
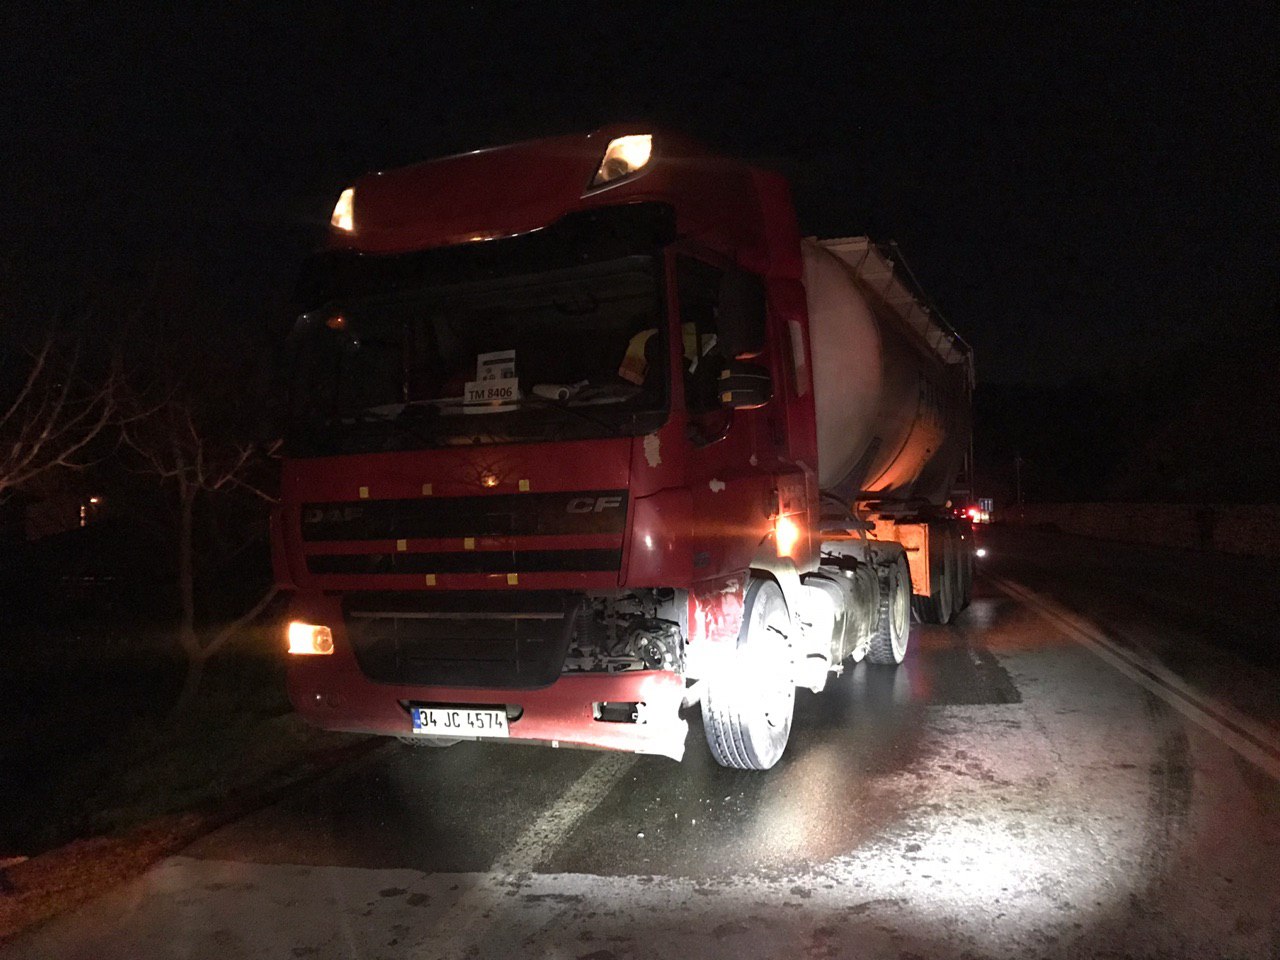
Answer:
[
  {"left": 424, "top": 751, "right": 637, "bottom": 957},
  {"left": 492, "top": 751, "right": 638, "bottom": 875},
  {"left": 990, "top": 574, "right": 1280, "bottom": 782}
]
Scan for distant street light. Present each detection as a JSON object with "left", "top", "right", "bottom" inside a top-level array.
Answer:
[{"left": 81, "top": 495, "right": 103, "bottom": 527}]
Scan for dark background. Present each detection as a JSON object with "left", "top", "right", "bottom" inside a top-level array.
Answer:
[{"left": 3, "top": 2, "right": 1277, "bottom": 501}]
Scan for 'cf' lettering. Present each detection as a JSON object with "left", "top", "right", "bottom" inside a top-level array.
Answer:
[{"left": 566, "top": 496, "right": 624, "bottom": 513}]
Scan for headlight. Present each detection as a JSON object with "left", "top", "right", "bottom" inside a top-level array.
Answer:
[
  {"left": 330, "top": 187, "right": 355, "bottom": 232},
  {"left": 288, "top": 621, "right": 334, "bottom": 655},
  {"left": 590, "top": 134, "right": 653, "bottom": 188}
]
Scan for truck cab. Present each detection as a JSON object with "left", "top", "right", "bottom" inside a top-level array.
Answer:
[{"left": 276, "top": 127, "right": 970, "bottom": 769}]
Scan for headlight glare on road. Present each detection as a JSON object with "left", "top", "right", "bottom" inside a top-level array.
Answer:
[{"left": 288, "top": 621, "right": 334, "bottom": 655}]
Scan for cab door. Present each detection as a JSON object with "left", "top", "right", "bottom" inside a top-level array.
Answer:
[{"left": 673, "top": 252, "right": 783, "bottom": 578}]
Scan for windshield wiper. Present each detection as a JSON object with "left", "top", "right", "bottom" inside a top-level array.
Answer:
[
  {"left": 515, "top": 392, "right": 631, "bottom": 437},
  {"left": 329, "top": 394, "right": 638, "bottom": 444},
  {"left": 334, "top": 404, "right": 446, "bottom": 448}
]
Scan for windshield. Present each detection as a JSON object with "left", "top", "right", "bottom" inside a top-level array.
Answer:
[{"left": 286, "top": 255, "right": 667, "bottom": 455}]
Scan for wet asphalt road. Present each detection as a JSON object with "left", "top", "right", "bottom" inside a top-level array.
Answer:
[{"left": 8, "top": 527, "right": 1280, "bottom": 959}]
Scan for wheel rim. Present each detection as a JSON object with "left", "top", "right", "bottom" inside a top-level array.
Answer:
[
  {"left": 755, "top": 598, "right": 794, "bottom": 730},
  {"left": 891, "top": 561, "right": 910, "bottom": 660}
]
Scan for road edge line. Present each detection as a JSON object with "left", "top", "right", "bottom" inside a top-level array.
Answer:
[{"left": 989, "top": 574, "right": 1280, "bottom": 782}]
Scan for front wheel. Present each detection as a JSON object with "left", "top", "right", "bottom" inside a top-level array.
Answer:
[{"left": 702, "top": 578, "right": 795, "bottom": 770}]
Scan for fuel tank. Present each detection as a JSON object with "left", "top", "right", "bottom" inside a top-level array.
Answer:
[{"left": 802, "top": 238, "right": 972, "bottom": 507}]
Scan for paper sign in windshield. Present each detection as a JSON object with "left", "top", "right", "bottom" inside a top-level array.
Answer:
[
  {"left": 476, "top": 350, "right": 516, "bottom": 381},
  {"left": 464, "top": 376, "right": 519, "bottom": 412}
]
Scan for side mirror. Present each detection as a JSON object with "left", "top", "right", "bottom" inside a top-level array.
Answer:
[{"left": 718, "top": 360, "right": 772, "bottom": 409}]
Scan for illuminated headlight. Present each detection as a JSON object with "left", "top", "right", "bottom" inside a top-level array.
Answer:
[
  {"left": 330, "top": 187, "right": 355, "bottom": 232},
  {"left": 288, "top": 621, "right": 334, "bottom": 655},
  {"left": 975, "top": 547, "right": 988, "bottom": 558},
  {"left": 590, "top": 134, "right": 653, "bottom": 188}
]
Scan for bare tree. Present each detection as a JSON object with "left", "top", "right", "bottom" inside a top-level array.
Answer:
[
  {"left": 0, "top": 335, "right": 119, "bottom": 500},
  {"left": 124, "top": 384, "right": 281, "bottom": 717}
]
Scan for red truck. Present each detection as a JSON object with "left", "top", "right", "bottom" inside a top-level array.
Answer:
[{"left": 277, "top": 127, "right": 973, "bottom": 769}]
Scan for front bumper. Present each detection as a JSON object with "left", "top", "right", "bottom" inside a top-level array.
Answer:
[{"left": 287, "top": 655, "right": 689, "bottom": 761}]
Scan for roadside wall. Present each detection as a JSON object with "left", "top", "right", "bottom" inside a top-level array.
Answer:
[{"left": 1010, "top": 503, "right": 1280, "bottom": 558}]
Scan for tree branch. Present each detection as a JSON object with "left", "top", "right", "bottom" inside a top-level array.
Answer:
[{"left": 198, "top": 585, "right": 281, "bottom": 661}]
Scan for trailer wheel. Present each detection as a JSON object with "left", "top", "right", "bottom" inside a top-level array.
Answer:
[
  {"left": 955, "top": 533, "right": 973, "bottom": 613},
  {"left": 868, "top": 553, "right": 912, "bottom": 664},
  {"left": 940, "top": 528, "right": 958, "bottom": 623},
  {"left": 702, "top": 577, "right": 795, "bottom": 770},
  {"left": 913, "top": 526, "right": 955, "bottom": 625}
]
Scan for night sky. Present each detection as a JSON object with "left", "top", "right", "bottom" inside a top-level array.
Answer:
[{"left": 5, "top": 3, "right": 1276, "bottom": 385}]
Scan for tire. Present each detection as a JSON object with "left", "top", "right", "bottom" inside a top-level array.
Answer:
[
  {"left": 911, "top": 591, "right": 937, "bottom": 623},
  {"left": 912, "top": 526, "right": 955, "bottom": 625},
  {"left": 868, "top": 552, "right": 912, "bottom": 664},
  {"left": 954, "top": 531, "right": 973, "bottom": 613},
  {"left": 940, "top": 529, "right": 957, "bottom": 623},
  {"left": 702, "top": 578, "right": 795, "bottom": 770}
]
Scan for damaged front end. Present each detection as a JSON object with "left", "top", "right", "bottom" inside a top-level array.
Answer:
[
  {"left": 287, "top": 586, "right": 692, "bottom": 761},
  {"left": 563, "top": 590, "right": 685, "bottom": 674}
]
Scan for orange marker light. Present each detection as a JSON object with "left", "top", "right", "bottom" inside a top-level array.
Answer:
[
  {"left": 287, "top": 621, "right": 334, "bottom": 655},
  {"left": 775, "top": 515, "right": 801, "bottom": 558}
]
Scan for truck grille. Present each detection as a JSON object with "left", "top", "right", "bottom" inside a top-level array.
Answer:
[
  {"left": 343, "top": 591, "right": 576, "bottom": 688},
  {"left": 302, "top": 489, "right": 628, "bottom": 579},
  {"left": 310, "top": 549, "right": 621, "bottom": 576},
  {"left": 301, "top": 490, "right": 628, "bottom": 540}
]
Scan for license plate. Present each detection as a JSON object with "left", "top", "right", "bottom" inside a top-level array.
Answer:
[{"left": 411, "top": 706, "right": 509, "bottom": 738}]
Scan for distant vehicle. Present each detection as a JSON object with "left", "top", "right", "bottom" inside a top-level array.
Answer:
[{"left": 275, "top": 128, "right": 975, "bottom": 769}]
